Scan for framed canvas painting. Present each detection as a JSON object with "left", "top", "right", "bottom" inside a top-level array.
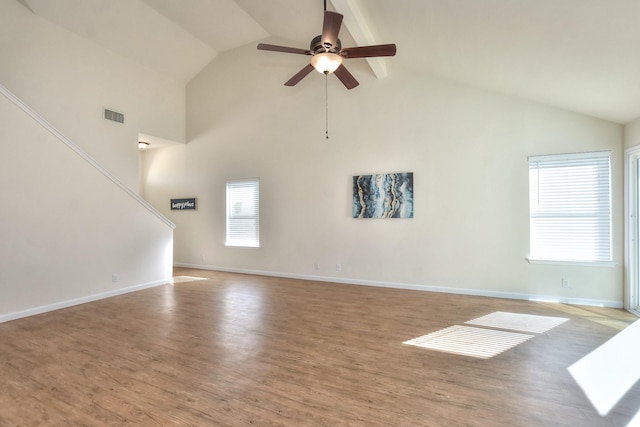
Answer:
[{"left": 353, "top": 172, "right": 413, "bottom": 218}]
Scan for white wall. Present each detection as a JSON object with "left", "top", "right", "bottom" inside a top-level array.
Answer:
[
  {"left": 0, "top": 1, "right": 178, "bottom": 321},
  {"left": 0, "top": 0, "right": 185, "bottom": 190},
  {"left": 625, "top": 117, "right": 640, "bottom": 149},
  {"left": 0, "top": 93, "right": 173, "bottom": 320},
  {"left": 143, "top": 43, "right": 624, "bottom": 306}
]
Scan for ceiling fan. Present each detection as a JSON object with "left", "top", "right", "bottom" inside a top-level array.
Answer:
[{"left": 257, "top": 8, "right": 396, "bottom": 89}]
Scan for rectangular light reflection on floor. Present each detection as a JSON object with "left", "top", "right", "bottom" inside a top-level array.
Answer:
[
  {"left": 171, "top": 276, "right": 208, "bottom": 284},
  {"left": 466, "top": 311, "right": 569, "bottom": 334},
  {"left": 568, "top": 319, "right": 640, "bottom": 417},
  {"left": 629, "top": 408, "right": 640, "bottom": 427},
  {"left": 403, "top": 325, "right": 534, "bottom": 359}
]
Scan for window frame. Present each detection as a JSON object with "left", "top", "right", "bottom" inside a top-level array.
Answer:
[
  {"left": 527, "top": 151, "right": 612, "bottom": 265},
  {"left": 225, "top": 178, "right": 260, "bottom": 248}
]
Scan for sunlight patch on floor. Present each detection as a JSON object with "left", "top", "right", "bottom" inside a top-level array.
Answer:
[
  {"left": 465, "top": 311, "right": 569, "bottom": 334},
  {"left": 568, "top": 319, "right": 640, "bottom": 417},
  {"left": 540, "top": 303, "right": 635, "bottom": 331},
  {"left": 171, "top": 276, "right": 208, "bottom": 284},
  {"left": 404, "top": 311, "right": 569, "bottom": 359},
  {"left": 628, "top": 408, "right": 640, "bottom": 427},
  {"left": 403, "top": 325, "right": 534, "bottom": 359}
]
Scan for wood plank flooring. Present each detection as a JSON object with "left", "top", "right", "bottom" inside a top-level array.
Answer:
[{"left": 0, "top": 268, "right": 638, "bottom": 426}]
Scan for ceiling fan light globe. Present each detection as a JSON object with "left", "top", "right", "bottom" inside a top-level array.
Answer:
[{"left": 311, "top": 52, "right": 343, "bottom": 74}]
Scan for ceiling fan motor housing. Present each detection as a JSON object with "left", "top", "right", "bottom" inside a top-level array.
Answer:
[{"left": 310, "top": 35, "right": 342, "bottom": 54}]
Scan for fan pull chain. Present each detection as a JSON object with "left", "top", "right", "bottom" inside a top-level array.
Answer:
[{"left": 325, "top": 74, "right": 329, "bottom": 139}]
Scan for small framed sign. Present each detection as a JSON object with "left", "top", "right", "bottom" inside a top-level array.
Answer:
[{"left": 171, "top": 198, "right": 197, "bottom": 210}]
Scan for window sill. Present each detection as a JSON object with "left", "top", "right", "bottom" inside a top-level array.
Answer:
[
  {"left": 225, "top": 243, "right": 260, "bottom": 248},
  {"left": 526, "top": 258, "right": 617, "bottom": 268}
]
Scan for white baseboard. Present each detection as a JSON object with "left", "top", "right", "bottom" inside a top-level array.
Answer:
[
  {"left": 0, "top": 278, "right": 170, "bottom": 324},
  {"left": 3, "top": 264, "right": 620, "bottom": 325},
  {"left": 174, "top": 263, "right": 624, "bottom": 309}
]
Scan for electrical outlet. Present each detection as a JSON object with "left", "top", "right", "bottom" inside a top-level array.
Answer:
[
  {"left": 112, "top": 274, "right": 119, "bottom": 283},
  {"left": 314, "top": 262, "right": 320, "bottom": 270},
  {"left": 562, "top": 278, "right": 570, "bottom": 288},
  {"left": 336, "top": 263, "right": 342, "bottom": 272}
]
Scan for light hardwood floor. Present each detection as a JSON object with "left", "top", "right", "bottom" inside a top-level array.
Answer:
[{"left": 0, "top": 268, "right": 638, "bottom": 426}]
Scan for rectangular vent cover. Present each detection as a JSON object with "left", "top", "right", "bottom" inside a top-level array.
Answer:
[{"left": 104, "top": 108, "right": 124, "bottom": 123}]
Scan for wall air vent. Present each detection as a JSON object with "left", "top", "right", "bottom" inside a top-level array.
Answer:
[{"left": 104, "top": 108, "right": 124, "bottom": 124}]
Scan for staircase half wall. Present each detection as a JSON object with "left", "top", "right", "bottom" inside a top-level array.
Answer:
[{"left": 0, "top": 85, "right": 175, "bottom": 322}]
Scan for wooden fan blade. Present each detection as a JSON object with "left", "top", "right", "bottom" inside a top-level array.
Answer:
[
  {"left": 257, "top": 43, "right": 311, "bottom": 55},
  {"left": 333, "top": 64, "right": 359, "bottom": 90},
  {"left": 321, "top": 11, "right": 343, "bottom": 49},
  {"left": 340, "top": 44, "right": 397, "bottom": 59},
  {"left": 284, "top": 64, "right": 315, "bottom": 86}
]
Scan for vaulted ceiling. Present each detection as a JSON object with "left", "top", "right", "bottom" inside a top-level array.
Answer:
[{"left": 19, "top": 0, "right": 640, "bottom": 124}]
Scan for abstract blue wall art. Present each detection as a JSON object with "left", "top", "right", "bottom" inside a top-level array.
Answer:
[{"left": 353, "top": 172, "right": 414, "bottom": 219}]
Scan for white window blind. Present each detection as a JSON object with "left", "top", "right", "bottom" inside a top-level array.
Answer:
[
  {"left": 528, "top": 151, "right": 611, "bottom": 263},
  {"left": 226, "top": 178, "right": 260, "bottom": 247}
]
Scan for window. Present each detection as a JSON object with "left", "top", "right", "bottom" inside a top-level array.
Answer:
[
  {"left": 226, "top": 178, "right": 260, "bottom": 247},
  {"left": 528, "top": 151, "right": 611, "bottom": 263}
]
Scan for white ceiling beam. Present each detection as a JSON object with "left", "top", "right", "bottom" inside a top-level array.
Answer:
[{"left": 330, "top": 0, "right": 388, "bottom": 79}]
